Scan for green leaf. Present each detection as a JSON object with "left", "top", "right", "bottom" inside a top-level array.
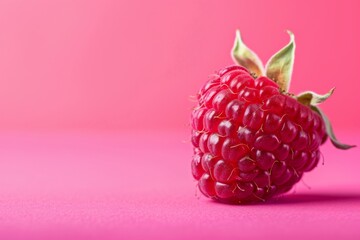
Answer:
[
  {"left": 312, "top": 106, "right": 356, "bottom": 150},
  {"left": 232, "top": 30, "right": 264, "bottom": 77},
  {"left": 265, "top": 30, "right": 295, "bottom": 92},
  {"left": 297, "top": 88, "right": 335, "bottom": 106}
]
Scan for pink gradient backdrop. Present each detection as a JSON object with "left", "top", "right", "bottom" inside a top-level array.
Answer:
[
  {"left": 0, "top": 0, "right": 359, "bottom": 131},
  {"left": 0, "top": 0, "right": 359, "bottom": 239}
]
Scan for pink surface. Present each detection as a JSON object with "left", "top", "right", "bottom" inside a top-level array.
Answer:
[{"left": 0, "top": 131, "right": 359, "bottom": 239}]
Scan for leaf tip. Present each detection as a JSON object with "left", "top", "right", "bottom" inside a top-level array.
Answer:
[
  {"left": 286, "top": 30, "right": 295, "bottom": 43},
  {"left": 235, "top": 29, "right": 241, "bottom": 38},
  {"left": 330, "top": 140, "right": 356, "bottom": 150},
  {"left": 232, "top": 30, "right": 241, "bottom": 54},
  {"left": 330, "top": 87, "right": 335, "bottom": 94}
]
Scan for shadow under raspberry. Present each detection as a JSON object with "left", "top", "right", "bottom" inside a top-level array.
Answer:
[{"left": 268, "top": 192, "right": 360, "bottom": 205}]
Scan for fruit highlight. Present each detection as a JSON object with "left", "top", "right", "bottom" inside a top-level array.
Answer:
[{"left": 190, "top": 30, "right": 355, "bottom": 204}]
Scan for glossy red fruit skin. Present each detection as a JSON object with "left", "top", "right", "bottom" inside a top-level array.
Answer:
[{"left": 191, "top": 65, "right": 327, "bottom": 204}]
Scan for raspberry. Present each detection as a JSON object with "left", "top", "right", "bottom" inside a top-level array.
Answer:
[{"left": 190, "top": 31, "right": 354, "bottom": 204}]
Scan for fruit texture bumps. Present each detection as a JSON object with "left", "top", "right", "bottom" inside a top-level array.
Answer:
[
  {"left": 191, "top": 66, "right": 324, "bottom": 203},
  {"left": 190, "top": 31, "right": 354, "bottom": 204}
]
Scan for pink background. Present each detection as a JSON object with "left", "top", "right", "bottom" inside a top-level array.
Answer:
[
  {"left": 0, "top": 0, "right": 359, "bottom": 239},
  {"left": 0, "top": 0, "right": 359, "bottom": 132}
]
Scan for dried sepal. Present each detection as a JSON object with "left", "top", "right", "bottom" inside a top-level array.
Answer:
[
  {"left": 297, "top": 88, "right": 335, "bottom": 106},
  {"left": 232, "top": 30, "right": 264, "bottom": 77},
  {"left": 265, "top": 31, "right": 295, "bottom": 92},
  {"left": 312, "top": 106, "right": 356, "bottom": 150}
]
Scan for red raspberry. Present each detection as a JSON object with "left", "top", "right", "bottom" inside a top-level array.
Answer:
[{"left": 190, "top": 31, "right": 354, "bottom": 204}]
